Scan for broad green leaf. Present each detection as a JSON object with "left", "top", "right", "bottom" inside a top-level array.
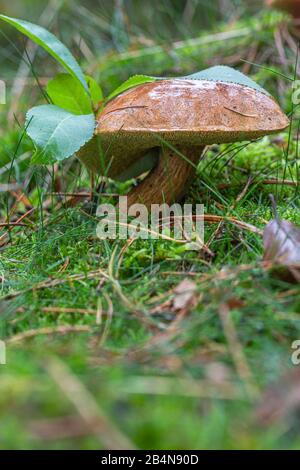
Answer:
[
  {"left": 180, "top": 65, "right": 269, "bottom": 95},
  {"left": 153, "top": 66, "right": 268, "bottom": 95},
  {"left": 47, "top": 74, "right": 93, "bottom": 114},
  {"left": 0, "top": 14, "right": 89, "bottom": 94},
  {"left": 85, "top": 75, "right": 103, "bottom": 107},
  {"left": 106, "top": 75, "right": 156, "bottom": 102},
  {"left": 25, "top": 105, "right": 95, "bottom": 164},
  {"left": 47, "top": 74, "right": 103, "bottom": 114}
]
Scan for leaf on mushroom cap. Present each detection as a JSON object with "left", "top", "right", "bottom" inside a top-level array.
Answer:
[
  {"left": 102, "top": 66, "right": 271, "bottom": 104},
  {"left": 181, "top": 65, "right": 270, "bottom": 96},
  {"left": 106, "top": 75, "right": 157, "bottom": 103}
]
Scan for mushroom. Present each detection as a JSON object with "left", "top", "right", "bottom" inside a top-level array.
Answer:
[
  {"left": 78, "top": 66, "right": 289, "bottom": 208},
  {"left": 266, "top": 0, "right": 300, "bottom": 18}
]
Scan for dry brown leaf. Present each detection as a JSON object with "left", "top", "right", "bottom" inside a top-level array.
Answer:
[
  {"left": 256, "top": 368, "right": 300, "bottom": 427},
  {"left": 225, "top": 297, "right": 245, "bottom": 310},
  {"left": 172, "top": 279, "right": 197, "bottom": 311},
  {"left": 263, "top": 219, "right": 300, "bottom": 282},
  {"left": 28, "top": 415, "right": 98, "bottom": 441},
  {"left": 150, "top": 278, "right": 198, "bottom": 316}
]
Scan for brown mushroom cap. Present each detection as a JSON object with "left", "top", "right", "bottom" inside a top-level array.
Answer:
[
  {"left": 76, "top": 71, "right": 289, "bottom": 207},
  {"left": 96, "top": 78, "right": 289, "bottom": 158}
]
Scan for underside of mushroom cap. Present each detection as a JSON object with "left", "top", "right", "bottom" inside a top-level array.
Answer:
[{"left": 96, "top": 78, "right": 289, "bottom": 149}]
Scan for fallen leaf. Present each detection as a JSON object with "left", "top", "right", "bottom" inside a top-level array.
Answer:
[
  {"left": 263, "top": 219, "right": 300, "bottom": 282},
  {"left": 172, "top": 279, "right": 197, "bottom": 311},
  {"left": 256, "top": 368, "right": 300, "bottom": 428},
  {"left": 225, "top": 297, "right": 245, "bottom": 310},
  {"left": 28, "top": 415, "right": 99, "bottom": 441},
  {"left": 150, "top": 278, "right": 198, "bottom": 316}
]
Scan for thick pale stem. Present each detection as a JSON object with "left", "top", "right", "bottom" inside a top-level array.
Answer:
[{"left": 126, "top": 145, "right": 205, "bottom": 209}]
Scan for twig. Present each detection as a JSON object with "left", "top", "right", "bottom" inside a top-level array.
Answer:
[
  {"left": 48, "top": 192, "right": 119, "bottom": 198},
  {"left": 218, "top": 178, "right": 298, "bottom": 188},
  {"left": 259, "top": 178, "right": 298, "bottom": 187},
  {"left": 0, "top": 222, "right": 29, "bottom": 227}
]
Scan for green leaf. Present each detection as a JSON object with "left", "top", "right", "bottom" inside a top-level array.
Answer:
[
  {"left": 106, "top": 75, "right": 156, "bottom": 102},
  {"left": 85, "top": 75, "right": 103, "bottom": 108},
  {"left": 104, "top": 67, "right": 268, "bottom": 105},
  {"left": 25, "top": 105, "right": 95, "bottom": 164},
  {"left": 0, "top": 14, "right": 89, "bottom": 94},
  {"left": 180, "top": 66, "right": 269, "bottom": 95},
  {"left": 152, "top": 66, "right": 268, "bottom": 95},
  {"left": 47, "top": 74, "right": 93, "bottom": 114}
]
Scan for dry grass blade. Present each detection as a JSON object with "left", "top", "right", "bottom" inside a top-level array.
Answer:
[
  {"left": 118, "top": 376, "right": 244, "bottom": 401},
  {"left": 1, "top": 269, "right": 108, "bottom": 302},
  {"left": 96, "top": 292, "right": 114, "bottom": 346},
  {"left": 0, "top": 222, "right": 30, "bottom": 227},
  {"left": 41, "top": 307, "right": 97, "bottom": 315},
  {"left": 218, "top": 303, "right": 258, "bottom": 399},
  {"left": 196, "top": 214, "right": 262, "bottom": 235},
  {"left": 7, "top": 325, "right": 92, "bottom": 343},
  {"left": 45, "top": 357, "right": 136, "bottom": 450},
  {"left": 100, "top": 27, "right": 252, "bottom": 66}
]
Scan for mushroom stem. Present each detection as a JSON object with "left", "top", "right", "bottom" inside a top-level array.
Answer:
[{"left": 127, "top": 145, "right": 205, "bottom": 208}]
